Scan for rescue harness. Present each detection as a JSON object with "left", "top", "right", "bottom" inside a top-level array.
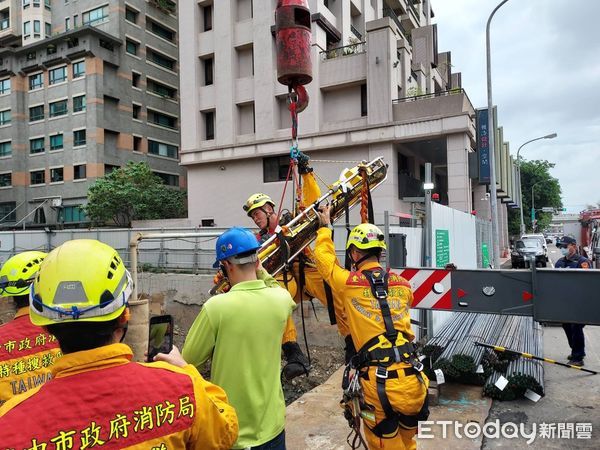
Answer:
[{"left": 342, "top": 269, "right": 429, "bottom": 445}]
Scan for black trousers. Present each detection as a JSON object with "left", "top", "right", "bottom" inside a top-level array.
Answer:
[{"left": 562, "top": 323, "right": 586, "bottom": 359}]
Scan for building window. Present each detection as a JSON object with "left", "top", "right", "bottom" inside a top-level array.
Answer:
[
  {"left": 73, "top": 14, "right": 79, "bottom": 28},
  {"left": 50, "top": 134, "right": 63, "bottom": 151},
  {"left": 65, "top": 17, "right": 70, "bottom": 31},
  {"left": 29, "top": 105, "right": 44, "bottom": 121},
  {"left": 29, "top": 73, "right": 43, "bottom": 90},
  {"left": 104, "top": 164, "right": 119, "bottom": 175},
  {"left": 23, "top": 0, "right": 31, "bottom": 9},
  {"left": 33, "top": 20, "right": 41, "bottom": 37},
  {"left": 147, "top": 109, "right": 177, "bottom": 129},
  {"left": 33, "top": 0, "right": 40, "bottom": 7},
  {"left": 82, "top": 5, "right": 108, "bottom": 26},
  {"left": 49, "top": 66, "right": 67, "bottom": 85},
  {"left": 236, "top": 0, "right": 253, "bottom": 21},
  {"left": 263, "top": 156, "right": 291, "bottom": 183},
  {"left": 50, "top": 167, "right": 64, "bottom": 183},
  {"left": 45, "top": 22, "right": 51, "bottom": 37},
  {"left": 132, "top": 71, "right": 141, "bottom": 88},
  {"left": 154, "top": 172, "right": 179, "bottom": 186},
  {"left": 0, "top": 78, "right": 10, "bottom": 95},
  {"left": 133, "top": 136, "right": 142, "bottom": 152},
  {"left": 0, "top": 141, "right": 11, "bottom": 157},
  {"left": 125, "top": 7, "right": 138, "bottom": 24},
  {"left": 147, "top": 18, "right": 175, "bottom": 42},
  {"left": 49, "top": 99, "right": 68, "bottom": 117},
  {"left": 203, "top": 57, "right": 214, "bottom": 86},
  {"left": 72, "top": 61, "right": 85, "bottom": 78},
  {"left": 126, "top": 39, "right": 139, "bottom": 56},
  {"left": 30, "top": 170, "right": 45, "bottom": 185},
  {"left": 73, "top": 129, "right": 86, "bottom": 147},
  {"left": 0, "top": 109, "right": 10, "bottom": 126},
  {"left": 147, "top": 79, "right": 176, "bottom": 99},
  {"left": 202, "top": 5, "right": 212, "bottom": 31},
  {"left": 62, "top": 205, "right": 87, "bottom": 223},
  {"left": 0, "top": 172, "right": 11, "bottom": 187},
  {"left": 237, "top": 102, "right": 255, "bottom": 135},
  {"left": 148, "top": 139, "right": 178, "bottom": 159},
  {"left": 132, "top": 104, "right": 141, "bottom": 119},
  {"left": 47, "top": 45, "right": 57, "bottom": 56},
  {"left": 23, "top": 21, "right": 31, "bottom": 36},
  {"left": 203, "top": 111, "right": 215, "bottom": 140},
  {"left": 0, "top": 202, "right": 16, "bottom": 222},
  {"left": 74, "top": 164, "right": 86, "bottom": 180},
  {"left": 30, "top": 137, "right": 45, "bottom": 154},
  {"left": 236, "top": 45, "right": 254, "bottom": 78},
  {"left": 147, "top": 49, "right": 175, "bottom": 71},
  {"left": 361, "top": 84, "right": 368, "bottom": 117},
  {"left": 73, "top": 95, "right": 86, "bottom": 112},
  {"left": 44, "top": 0, "right": 50, "bottom": 10}
]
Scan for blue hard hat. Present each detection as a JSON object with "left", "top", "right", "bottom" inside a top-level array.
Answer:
[{"left": 213, "top": 227, "right": 261, "bottom": 268}]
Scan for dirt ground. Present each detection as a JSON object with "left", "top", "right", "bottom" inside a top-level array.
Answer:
[{"left": 174, "top": 323, "right": 344, "bottom": 404}]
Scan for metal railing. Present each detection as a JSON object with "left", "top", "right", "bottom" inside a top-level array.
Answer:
[
  {"left": 350, "top": 24, "right": 362, "bottom": 41},
  {"left": 382, "top": 6, "right": 410, "bottom": 44},
  {"left": 392, "top": 88, "right": 475, "bottom": 112},
  {"left": 320, "top": 41, "right": 366, "bottom": 60},
  {"left": 398, "top": 173, "right": 423, "bottom": 198}
]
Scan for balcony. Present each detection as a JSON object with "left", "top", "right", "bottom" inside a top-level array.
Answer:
[
  {"left": 392, "top": 88, "right": 475, "bottom": 123},
  {"left": 319, "top": 42, "right": 367, "bottom": 89},
  {"left": 398, "top": 173, "right": 423, "bottom": 199},
  {"left": 382, "top": 6, "right": 411, "bottom": 45}
]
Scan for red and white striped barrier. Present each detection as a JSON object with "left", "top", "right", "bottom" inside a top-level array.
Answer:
[{"left": 398, "top": 269, "right": 452, "bottom": 310}]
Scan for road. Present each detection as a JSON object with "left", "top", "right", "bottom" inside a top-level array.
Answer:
[{"left": 484, "top": 244, "right": 599, "bottom": 448}]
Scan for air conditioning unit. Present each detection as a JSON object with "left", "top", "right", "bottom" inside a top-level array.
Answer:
[{"left": 51, "top": 198, "right": 62, "bottom": 208}]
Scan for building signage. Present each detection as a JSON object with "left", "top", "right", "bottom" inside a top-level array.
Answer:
[
  {"left": 435, "top": 229, "right": 450, "bottom": 268},
  {"left": 477, "top": 108, "right": 491, "bottom": 184}
]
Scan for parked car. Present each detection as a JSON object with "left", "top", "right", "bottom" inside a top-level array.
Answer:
[
  {"left": 511, "top": 239, "right": 547, "bottom": 268},
  {"left": 521, "top": 234, "right": 548, "bottom": 260}
]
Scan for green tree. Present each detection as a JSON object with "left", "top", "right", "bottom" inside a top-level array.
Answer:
[
  {"left": 508, "top": 159, "right": 562, "bottom": 235},
  {"left": 83, "top": 162, "right": 187, "bottom": 227}
]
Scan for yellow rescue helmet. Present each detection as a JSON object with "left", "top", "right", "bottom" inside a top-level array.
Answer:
[
  {"left": 243, "top": 193, "right": 275, "bottom": 216},
  {"left": 29, "top": 239, "right": 132, "bottom": 326},
  {"left": 0, "top": 251, "right": 47, "bottom": 298},
  {"left": 346, "top": 223, "right": 387, "bottom": 251}
]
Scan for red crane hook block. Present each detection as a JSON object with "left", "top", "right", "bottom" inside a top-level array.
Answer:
[{"left": 275, "top": 0, "right": 313, "bottom": 88}]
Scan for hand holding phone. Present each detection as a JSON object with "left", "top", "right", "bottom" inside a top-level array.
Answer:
[{"left": 147, "top": 315, "right": 174, "bottom": 362}]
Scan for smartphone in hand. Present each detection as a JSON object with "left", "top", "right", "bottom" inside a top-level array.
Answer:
[{"left": 147, "top": 315, "right": 174, "bottom": 362}]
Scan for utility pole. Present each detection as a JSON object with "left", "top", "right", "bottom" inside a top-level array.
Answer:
[
  {"left": 423, "top": 163, "right": 433, "bottom": 337},
  {"left": 486, "top": 0, "right": 511, "bottom": 268}
]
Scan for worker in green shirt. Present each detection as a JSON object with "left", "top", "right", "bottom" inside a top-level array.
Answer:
[{"left": 156, "top": 227, "right": 295, "bottom": 449}]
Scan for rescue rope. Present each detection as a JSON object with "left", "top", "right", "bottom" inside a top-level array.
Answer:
[{"left": 360, "top": 168, "right": 369, "bottom": 224}]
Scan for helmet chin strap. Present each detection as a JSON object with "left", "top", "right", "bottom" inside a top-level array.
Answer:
[{"left": 347, "top": 249, "right": 373, "bottom": 271}]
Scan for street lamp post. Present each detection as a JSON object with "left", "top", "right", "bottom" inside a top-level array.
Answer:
[
  {"left": 517, "top": 133, "right": 557, "bottom": 235},
  {"left": 531, "top": 179, "right": 549, "bottom": 232},
  {"left": 486, "top": 0, "right": 511, "bottom": 268}
]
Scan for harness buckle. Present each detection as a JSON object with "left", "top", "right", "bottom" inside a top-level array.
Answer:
[
  {"left": 376, "top": 366, "right": 388, "bottom": 379},
  {"left": 393, "top": 346, "right": 402, "bottom": 363}
]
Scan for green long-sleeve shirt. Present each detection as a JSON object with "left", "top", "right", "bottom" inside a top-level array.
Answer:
[{"left": 182, "top": 269, "right": 295, "bottom": 449}]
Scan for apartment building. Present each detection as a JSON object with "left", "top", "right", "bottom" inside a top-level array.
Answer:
[{"left": 0, "top": 0, "right": 182, "bottom": 228}]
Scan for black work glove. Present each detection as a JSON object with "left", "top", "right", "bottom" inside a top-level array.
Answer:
[
  {"left": 344, "top": 335, "right": 357, "bottom": 365},
  {"left": 297, "top": 152, "right": 313, "bottom": 174}
]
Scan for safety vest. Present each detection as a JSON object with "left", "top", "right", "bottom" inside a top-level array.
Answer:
[
  {"left": 0, "top": 308, "right": 61, "bottom": 406},
  {"left": 0, "top": 344, "right": 237, "bottom": 449}
]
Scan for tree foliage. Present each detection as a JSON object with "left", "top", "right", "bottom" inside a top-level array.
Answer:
[
  {"left": 508, "top": 159, "right": 562, "bottom": 236},
  {"left": 83, "top": 162, "right": 187, "bottom": 227}
]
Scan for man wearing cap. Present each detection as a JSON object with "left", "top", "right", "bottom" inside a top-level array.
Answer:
[
  {"left": 555, "top": 236, "right": 591, "bottom": 366},
  {"left": 171, "top": 227, "right": 295, "bottom": 449}
]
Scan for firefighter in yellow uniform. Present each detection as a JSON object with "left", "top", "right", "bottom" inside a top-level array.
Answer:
[
  {"left": 0, "top": 240, "right": 238, "bottom": 449},
  {"left": 0, "top": 251, "right": 61, "bottom": 406},
  {"left": 244, "top": 157, "right": 350, "bottom": 379},
  {"left": 314, "top": 206, "right": 429, "bottom": 450}
]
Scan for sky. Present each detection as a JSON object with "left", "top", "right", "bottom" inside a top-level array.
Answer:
[{"left": 432, "top": 0, "right": 600, "bottom": 213}]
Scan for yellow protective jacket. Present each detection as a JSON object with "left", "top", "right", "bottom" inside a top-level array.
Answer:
[
  {"left": 0, "top": 343, "right": 238, "bottom": 449},
  {"left": 314, "top": 227, "right": 428, "bottom": 448},
  {"left": 0, "top": 307, "right": 61, "bottom": 407}
]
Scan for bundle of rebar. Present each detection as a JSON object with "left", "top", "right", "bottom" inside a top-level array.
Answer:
[{"left": 423, "top": 312, "right": 544, "bottom": 400}]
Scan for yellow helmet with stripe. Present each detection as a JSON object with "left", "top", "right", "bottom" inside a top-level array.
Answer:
[
  {"left": 346, "top": 223, "right": 387, "bottom": 251},
  {"left": 29, "top": 239, "right": 132, "bottom": 326},
  {"left": 0, "top": 251, "right": 47, "bottom": 298},
  {"left": 243, "top": 193, "right": 275, "bottom": 216}
]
